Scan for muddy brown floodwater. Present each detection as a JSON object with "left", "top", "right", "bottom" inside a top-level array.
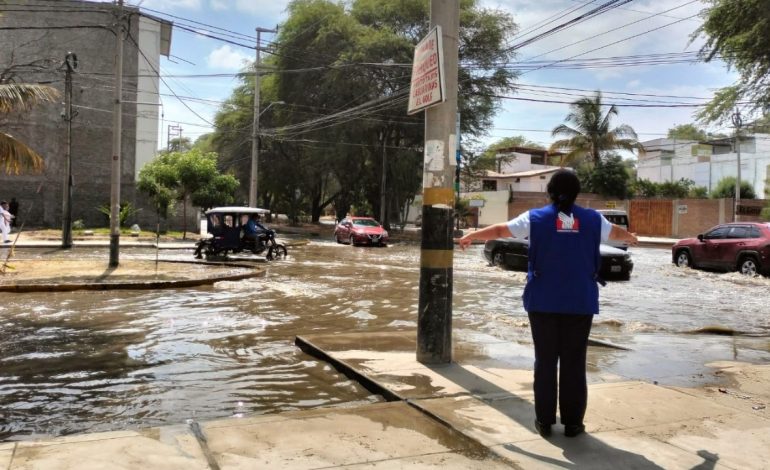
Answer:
[{"left": 1, "top": 238, "right": 769, "bottom": 441}]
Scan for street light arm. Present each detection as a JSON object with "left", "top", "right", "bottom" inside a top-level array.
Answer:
[{"left": 259, "top": 100, "right": 285, "bottom": 118}]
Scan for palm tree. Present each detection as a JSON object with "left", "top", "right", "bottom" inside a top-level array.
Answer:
[
  {"left": 549, "top": 91, "right": 644, "bottom": 166},
  {"left": 0, "top": 83, "right": 59, "bottom": 174}
]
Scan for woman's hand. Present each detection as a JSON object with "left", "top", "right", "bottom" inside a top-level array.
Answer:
[{"left": 456, "top": 236, "right": 473, "bottom": 251}]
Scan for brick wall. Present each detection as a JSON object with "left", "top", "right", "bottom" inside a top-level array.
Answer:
[
  {"left": 505, "top": 192, "right": 768, "bottom": 238},
  {"left": 671, "top": 199, "right": 725, "bottom": 238}
]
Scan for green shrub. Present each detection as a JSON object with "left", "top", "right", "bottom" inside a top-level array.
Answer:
[{"left": 97, "top": 202, "right": 140, "bottom": 227}]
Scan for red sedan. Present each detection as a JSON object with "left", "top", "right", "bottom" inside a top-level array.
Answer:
[{"left": 334, "top": 217, "right": 389, "bottom": 246}]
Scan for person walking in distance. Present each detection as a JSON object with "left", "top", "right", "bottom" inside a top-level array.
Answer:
[
  {"left": 0, "top": 201, "right": 14, "bottom": 243},
  {"left": 457, "top": 169, "right": 638, "bottom": 438},
  {"left": 8, "top": 198, "right": 19, "bottom": 228}
]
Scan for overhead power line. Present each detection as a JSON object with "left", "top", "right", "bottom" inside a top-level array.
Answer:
[
  {"left": 483, "top": 93, "right": 755, "bottom": 108},
  {"left": 502, "top": 0, "right": 636, "bottom": 54},
  {"left": 511, "top": 0, "right": 598, "bottom": 43},
  {"left": 126, "top": 31, "right": 214, "bottom": 127},
  {"left": 520, "top": 0, "right": 700, "bottom": 64},
  {"left": 521, "top": 11, "right": 701, "bottom": 75}
]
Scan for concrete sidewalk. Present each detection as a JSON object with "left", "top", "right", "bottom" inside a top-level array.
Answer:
[
  {"left": 637, "top": 236, "right": 679, "bottom": 248},
  {"left": 4, "top": 331, "right": 768, "bottom": 469},
  {"left": 295, "top": 332, "right": 770, "bottom": 470}
]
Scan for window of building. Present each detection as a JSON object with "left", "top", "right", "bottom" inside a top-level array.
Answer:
[{"left": 482, "top": 180, "right": 497, "bottom": 191}]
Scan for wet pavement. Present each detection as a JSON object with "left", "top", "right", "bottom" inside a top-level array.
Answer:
[
  {"left": 1, "top": 331, "right": 768, "bottom": 469},
  {"left": 294, "top": 331, "right": 770, "bottom": 469},
  {"left": 1, "top": 237, "right": 769, "bottom": 445}
]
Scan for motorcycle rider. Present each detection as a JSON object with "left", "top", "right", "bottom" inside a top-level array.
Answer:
[{"left": 242, "top": 213, "right": 271, "bottom": 248}]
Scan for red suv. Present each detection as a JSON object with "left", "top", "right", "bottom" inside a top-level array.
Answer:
[{"left": 672, "top": 222, "right": 770, "bottom": 276}]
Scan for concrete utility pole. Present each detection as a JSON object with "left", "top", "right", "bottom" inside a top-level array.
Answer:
[
  {"left": 417, "top": 0, "right": 459, "bottom": 364},
  {"left": 62, "top": 52, "right": 78, "bottom": 249},
  {"left": 250, "top": 27, "right": 277, "bottom": 208},
  {"left": 109, "top": 0, "right": 124, "bottom": 267},
  {"left": 732, "top": 109, "right": 742, "bottom": 222},
  {"left": 380, "top": 132, "right": 387, "bottom": 224}
]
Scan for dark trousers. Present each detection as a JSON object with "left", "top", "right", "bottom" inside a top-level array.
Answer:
[{"left": 528, "top": 312, "right": 593, "bottom": 426}]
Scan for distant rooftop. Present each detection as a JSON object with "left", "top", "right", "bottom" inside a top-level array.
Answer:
[
  {"left": 495, "top": 146, "right": 565, "bottom": 158},
  {"left": 483, "top": 167, "right": 563, "bottom": 179}
]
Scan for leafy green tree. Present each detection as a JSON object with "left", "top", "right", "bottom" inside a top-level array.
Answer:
[
  {"left": 711, "top": 176, "right": 756, "bottom": 199},
  {"left": 192, "top": 133, "right": 216, "bottom": 153},
  {"left": 658, "top": 179, "right": 695, "bottom": 198},
  {"left": 167, "top": 137, "right": 192, "bottom": 153},
  {"left": 667, "top": 124, "right": 709, "bottom": 141},
  {"left": 191, "top": 174, "right": 239, "bottom": 211},
  {"left": 549, "top": 91, "right": 644, "bottom": 166},
  {"left": 211, "top": 0, "right": 519, "bottom": 227},
  {"left": 137, "top": 149, "right": 239, "bottom": 238},
  {"left": 689, "top": 186, "right": 709, "bottom": 198},
  {"left": 633, "top": 178, "right": 658, "bottom": 198},
  {"left": 588, "top": 155, "right": 631, "bottom": 199},
  {"left": 667, "top": 123, "right": 727, "bottom": 141},
  {"left": 575, "top": 163, "right": 594, "bottom": 194},
  {"left": 137, "top": 154, "right": 177, "bottom": 221},
  {"left": 632, "top": 178, "right": 700, "bottom": 199},
  {"left": 695, "top": 0, "right": 770, "bottom": 123},
  {"left": 0, "top": 83, "right": 58, "bottom": 174}
]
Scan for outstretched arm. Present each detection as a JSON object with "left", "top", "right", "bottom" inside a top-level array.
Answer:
[
  {"left": 609, "top": 224, "right": 639, "bottom": 246},
  {"left": 456, "top": 223, "right": 513, "bottom": 251}
]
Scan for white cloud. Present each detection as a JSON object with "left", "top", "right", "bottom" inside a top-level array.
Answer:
[
  {"left": 233, "top": 0, "right": 287, "bottom": 19},
  {"left": 206, "top": 45, "right": 251, "bottom": 70},
  {"left": 209, "top": 0, "right": 228, "bottom": 11}
]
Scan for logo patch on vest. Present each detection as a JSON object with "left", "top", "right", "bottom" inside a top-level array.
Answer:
[{"left": 556, "top": 211, "right": 580, "bottom": 232}]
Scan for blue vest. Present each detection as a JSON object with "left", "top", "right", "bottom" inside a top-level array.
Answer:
[{"left": 522, "top": 203, "right": 602, "bottom": 315}]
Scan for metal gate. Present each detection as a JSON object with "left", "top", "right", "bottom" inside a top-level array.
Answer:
[{"left": 629, "top": 200, "right": 672, "bottom": 237}]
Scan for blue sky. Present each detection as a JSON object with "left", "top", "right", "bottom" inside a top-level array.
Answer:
[{"left": 115, "top": 0, "right": 739, "bottom": 150}]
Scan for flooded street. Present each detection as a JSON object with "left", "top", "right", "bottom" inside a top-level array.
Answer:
[{"left": 2, "top": 239, "right": 769, "bottom": 441}]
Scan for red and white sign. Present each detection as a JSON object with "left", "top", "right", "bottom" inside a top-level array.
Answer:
[{"left": 407, "top": 26, "right": 445, "bottom": 115}]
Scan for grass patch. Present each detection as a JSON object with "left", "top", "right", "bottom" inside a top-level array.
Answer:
[{"left": 25, "top": 228, "right": 192, "bottom": 240}]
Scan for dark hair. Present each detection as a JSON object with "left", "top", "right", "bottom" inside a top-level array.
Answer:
[{"left": 547, "top": 170, "right": 581, "bottom": 212}]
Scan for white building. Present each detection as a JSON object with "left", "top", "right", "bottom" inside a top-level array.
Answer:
[
  {"left": 478, "top": 147, "right": 564, "bottom": 193},
  {"left": 637, "top": 135, "right": 770, "bottom": 197}
]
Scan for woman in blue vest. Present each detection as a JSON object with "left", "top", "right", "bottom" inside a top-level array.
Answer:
[{"left": 457, "top": 169, "right": 638, "bottom": 438}]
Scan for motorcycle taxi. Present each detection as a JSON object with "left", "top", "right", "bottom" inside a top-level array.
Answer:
[{"left": 194, "top": 207, "right": 288, "bottom": 260}]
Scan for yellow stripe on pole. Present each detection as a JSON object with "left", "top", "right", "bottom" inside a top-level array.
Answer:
[
  {"left": 420, "top": 249, "right": 454, "bottom": 269},
  {"left": 422, "top": 187, "right": 455, "bottom": 206}
]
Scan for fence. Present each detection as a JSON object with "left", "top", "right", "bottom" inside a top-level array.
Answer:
[{"left": 498, "top": 191, "right": 768, "bottom": 239}]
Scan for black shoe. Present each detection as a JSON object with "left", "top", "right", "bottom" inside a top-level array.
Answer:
[
  {"left": 534, "top": 420, "right": 552, "bottom": 437},
  {"left": 564, "top": 424, "right": 585, "bottom": 437}
]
